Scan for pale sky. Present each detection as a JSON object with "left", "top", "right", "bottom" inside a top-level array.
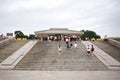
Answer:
[{"left": 0, "top": 0, "right": 120, "bottom": 37}]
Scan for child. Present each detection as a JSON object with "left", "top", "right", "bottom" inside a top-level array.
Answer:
[
  {"left": 87, "top": 45, "right": 91, "bottom": 56},
  {"left": 66, "top": 42, "right": 71, "bottom": 49},
  {"left": 74, "top": 42, "right": 78, "bottom": 48},
  {"left": 58, "top": 45, "right": 62, "bottom": 54}
]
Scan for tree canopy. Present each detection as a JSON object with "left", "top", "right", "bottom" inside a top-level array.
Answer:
[
  {"left": 80, "top": 30, "right": 101, "bottom": 40},
  {"left": 14, "top": 30, "right": 35, "bottom": 39},
  {"left": 14, "top": 31, "right": 25, "bottom": 38}
]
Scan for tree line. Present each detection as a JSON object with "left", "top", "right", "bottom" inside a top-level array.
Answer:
[
  {"left": 80, "top": 30, "right": 101, "bottom": 40},
  {"left": 14, "top": 31, "right": 35, "bottom": 39},
  {"left": 14, "top": 30, "right": 101, "bottom": 40}
]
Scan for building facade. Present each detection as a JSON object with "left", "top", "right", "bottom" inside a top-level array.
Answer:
[{"left": 34, "top": 28, "right": 84, "bottom": 41}]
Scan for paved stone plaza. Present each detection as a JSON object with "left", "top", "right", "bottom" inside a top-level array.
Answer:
[{"left": 0, "top": 71, "right": 120, "bottom": 80}]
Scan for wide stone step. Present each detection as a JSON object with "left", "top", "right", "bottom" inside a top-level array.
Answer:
[{"left": 13, "top": 41, "right": 109, "bottom": 71}]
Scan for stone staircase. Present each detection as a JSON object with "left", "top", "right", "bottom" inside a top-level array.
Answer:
[{"left": 14, "top": 41, "right": 108, "bottom": 71}]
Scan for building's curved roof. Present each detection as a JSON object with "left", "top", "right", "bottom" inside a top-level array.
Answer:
[{"left": 35, "top": 28, "right": 84, "bottom": 35}]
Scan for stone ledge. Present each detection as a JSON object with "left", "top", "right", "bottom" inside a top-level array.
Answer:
[
  {"left": 107, "top": 38, "right": 120, "bottom": 49},
  {"left": 82, "top": 41, "right": 120, "bottom": 70},
  {"left": 0, "top": 37, "right": 15, "bottom": 48},
  {"left": 0, "top": 40, "right": 38, "bottom": 69}
]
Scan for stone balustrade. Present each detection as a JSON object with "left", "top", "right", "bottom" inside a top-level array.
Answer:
[{"left": 107, "top": 37, "right": 120, "bottom": 49}]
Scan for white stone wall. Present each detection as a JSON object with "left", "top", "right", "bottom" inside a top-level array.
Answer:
[{"left": 107, "top": 38, "right": 120, "bottom": 49}]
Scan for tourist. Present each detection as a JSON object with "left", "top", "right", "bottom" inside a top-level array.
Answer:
[
  {"left": 47, "top": 36, "right": 50, "bottom": 41},
  {"left": 104, "top": 35, "right": 108, "bottom": 41},
  {"left": 66, "top": 42, "right": 71, "bottom": 49},
  {"left": 58, "top": 45, "right": 62, "bottom": 55},
  {"left": 70, "top": 41, "right": 73, "bottom": 47},
  {"left": 74, "top": 42, "right": 78, "bottom": 48},
  {"left": 66, "top": 38, "right": 69, "bottom": 44},
  {"left": 87, "top": 45, "right": 91, "bottom": 56},
  {"left": 54, "top": 36, "right": 57, "bottom": 41},
  {"left": 58, "top": 36, "right": 61, "bottom": 41},
  {"left": 85, "top": 37, "right": 88, "bottom": 41},
  {"left": 91, "top": 45, "right": 94, "bottom": 56}
]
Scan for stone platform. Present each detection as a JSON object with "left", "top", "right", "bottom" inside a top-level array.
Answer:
[{"left": 0, "top": 70, "right": 120, "bottom": 80}]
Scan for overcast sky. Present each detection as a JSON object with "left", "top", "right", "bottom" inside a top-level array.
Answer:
[{"left": 0, "top": 0, "right": 120, "bottom": 37}]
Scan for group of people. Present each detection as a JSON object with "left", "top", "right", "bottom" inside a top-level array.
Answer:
[
  {"left": 65, "top": 38, "right": 78, "bottom": 49},
  {"left": 58, "top": 41, "right": 95, "bottom": 56},
  {"left": 58, "top": 41, "right": 78, "bottom": 54}
]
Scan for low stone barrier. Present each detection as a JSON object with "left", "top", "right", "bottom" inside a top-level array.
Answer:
[
  {"left": 107, "top": 37, "right": 120, "bottom": 49},
  {"left": 0, "top": 40, "right": 38, "bottom": 69},
  {"left": 0, "top": 37, "right": 8, "bottom": 41},
  {"left": 0, "top": 37, "right": 15, "bottom": 48}
]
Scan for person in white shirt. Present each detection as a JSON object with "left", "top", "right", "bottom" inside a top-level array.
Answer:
[
  {"left": 74, "top": 42, "right": 78, "bottom": 48},
  {"left": 58, "top": 45, "right": 62, "bottom": 55},
  {"left": 87, "top": 45, "right": 91, "bottom": 56},
  {"left": 66, "top": 38, "right": 69, "bottom": 43}
]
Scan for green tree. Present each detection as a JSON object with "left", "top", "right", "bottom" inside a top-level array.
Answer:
[
  {"left": 14, "top": 31, "right": 25, "bottom": 38},
  {"left": 81, "top": 30, "right": 101, "bottom": 40},
  {"left": 28, "top": 34, "right": 35, "bottom": 39},
  {"left": 24, "top": 35, "right": 29, "bottom": 39}
]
